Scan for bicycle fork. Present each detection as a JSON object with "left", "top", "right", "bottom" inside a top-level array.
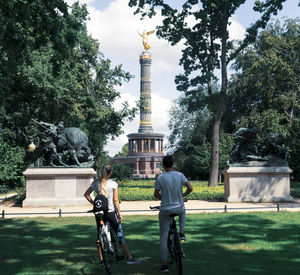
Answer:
[{"left": 97, "top": 221, "right": 114, "bottom": 258}]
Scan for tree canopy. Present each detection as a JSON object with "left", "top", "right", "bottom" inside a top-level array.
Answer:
[
  {"left": 0, "top": 1, "right": 137, "bottom": 187},
  {"left": 227, "top": 18, "right": 300, "bottom": 179}
]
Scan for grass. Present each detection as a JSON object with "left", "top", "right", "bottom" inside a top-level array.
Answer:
[{"left": 1, "top": 212, "right": 300, "bottom": 274}]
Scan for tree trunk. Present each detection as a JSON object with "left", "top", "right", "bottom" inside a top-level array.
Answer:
[
  {"left": 208, "top": 115, "right": 221, "bottom": 187},
  {"left": 208, "top": 90, "right": 226, "bottom": 187},
  {"left": 208, "top": 14, "right": 228, "bottom": 187}
]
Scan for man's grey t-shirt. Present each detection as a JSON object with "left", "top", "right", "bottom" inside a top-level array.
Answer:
[
  {"left": 91, "top": 179, "right": 118, "bottom": 212},
  {"left": 154, "top": 171, "right": 188, "bottom": 210}
]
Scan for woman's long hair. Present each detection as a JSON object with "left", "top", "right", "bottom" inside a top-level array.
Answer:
[{"left": 99, "top": 164, "right": 113, "bottom": 197}]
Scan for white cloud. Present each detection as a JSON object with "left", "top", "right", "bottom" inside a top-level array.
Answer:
[
  {"left": 229, "top": 18, "right": 246, "bottom": 40},
  {"left": 152, "top": 93, "right": 171, "bottom": 134}
]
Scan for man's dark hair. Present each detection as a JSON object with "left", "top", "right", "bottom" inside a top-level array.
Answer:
[{"left": 162, "top": 155, "right": 174, "bottom": 168}]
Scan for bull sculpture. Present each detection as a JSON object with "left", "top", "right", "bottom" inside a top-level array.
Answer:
[{"left": 29, "top": 120, "right": 95, "bottom": 167}]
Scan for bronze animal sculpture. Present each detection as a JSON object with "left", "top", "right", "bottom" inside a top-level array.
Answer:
[{"left": 29, "top": 121, "right": 94, "bottom": 167}]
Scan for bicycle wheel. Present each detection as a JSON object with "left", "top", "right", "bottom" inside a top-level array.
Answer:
[
  {"left": 167, "top": 231, "right": 175, "bottom": 259},
  {"left": 110, "top": 228, "right": 120, "bottom": 260},
  {"left": 100, "top": 234, "right": 114, "bottom": 274},
  {"left": 173, "top": 232, "right": 183, "bottom": 275}
]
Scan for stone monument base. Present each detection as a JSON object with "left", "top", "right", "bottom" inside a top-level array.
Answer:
[
  {"left": 222, "top": 167, "right": 294, "bottom": 202},
  {"left": 23, "top": 167, "right": 96, "bottom": 207}
]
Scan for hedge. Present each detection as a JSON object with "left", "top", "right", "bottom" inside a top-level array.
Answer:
[{"left": 118, "top": 180, "right": 224, "bottom": 201}]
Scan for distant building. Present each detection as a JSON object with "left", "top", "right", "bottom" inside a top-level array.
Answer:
[{"left": 111, "top": 51, "right": 164, "bottom": 178}]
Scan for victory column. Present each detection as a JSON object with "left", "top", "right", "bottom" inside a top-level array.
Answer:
[{"left": 112, "top": 29, "right": 164, "bottom": 178}]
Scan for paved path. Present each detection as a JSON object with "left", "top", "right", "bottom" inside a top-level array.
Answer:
[{"left": 1, "top": 195, "right": 300, "bottom": 218}]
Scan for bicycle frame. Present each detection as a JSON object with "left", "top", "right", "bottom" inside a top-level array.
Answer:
[
  {"left": 150, "top": 205, "right": 185, "bottom": 275},
  {"left": 92, "top": 210, "right": 117, "bottom": 275},
  {"left": 167, "top": 215, "right": 183, "bottom": 275}
]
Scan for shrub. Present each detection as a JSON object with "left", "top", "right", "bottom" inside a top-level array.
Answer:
[
  {"left": 118, "top": 180, "right": 224, "bottom": 201},
  {"left": 0, "top": 137, "right": 26, "bottom": 188}
]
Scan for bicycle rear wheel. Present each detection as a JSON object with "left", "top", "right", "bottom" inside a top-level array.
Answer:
[
  {"left": 167, "top": 232, "right": 175, "bottom": 259},
  {"left": 173, "top": 233, "right": 183, "bottom": 275},
  {"left": 100, "top": 234, "right": 114, "bottom": 274}
]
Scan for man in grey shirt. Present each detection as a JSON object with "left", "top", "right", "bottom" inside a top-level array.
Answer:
[{"left": 154, "top": 155, "right": 193, "bottom": 273}]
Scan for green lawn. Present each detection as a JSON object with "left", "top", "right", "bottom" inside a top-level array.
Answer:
[{"left": 1, "top": 212, "right": 300, "bottom": 274}]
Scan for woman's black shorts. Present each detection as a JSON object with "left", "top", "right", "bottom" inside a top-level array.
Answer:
[{"left": 95, "top": 211, "right": 119, "bottom": 236}]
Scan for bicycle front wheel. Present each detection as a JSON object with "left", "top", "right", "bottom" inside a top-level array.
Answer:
[{"left": 100, "top": 234, "right": 114, "bottom": 274}]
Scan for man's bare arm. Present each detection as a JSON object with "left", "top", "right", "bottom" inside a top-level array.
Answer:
[
  {"left": 183, "top": 181, "right": 193, "bottom": 197},
  {"left": 154, "top": 188, "right": 162, "bottom": 200}
]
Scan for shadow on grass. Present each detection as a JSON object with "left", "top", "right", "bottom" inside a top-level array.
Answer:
[
  {"left": 1, "top": 213, "right": 300, "bottom": 274},
  {"left": 184, "top": 213, "right": 300, "bottom": 274}
]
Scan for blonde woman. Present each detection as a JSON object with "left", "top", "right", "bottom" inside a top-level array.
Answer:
[{"left": 84, "top": 164, "right": 140, "bottom": 264}]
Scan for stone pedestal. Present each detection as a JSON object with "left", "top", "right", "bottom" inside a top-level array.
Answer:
[
  {"left": 222, "top": 167, "right": 294, "bottom": 202},
  {"left": 23, "top": 167, "right": 96, "bottom": 207}
]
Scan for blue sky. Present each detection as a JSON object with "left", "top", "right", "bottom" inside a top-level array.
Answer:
[{"left": 66, "top": 0, "right": 299, "bottom": 156}]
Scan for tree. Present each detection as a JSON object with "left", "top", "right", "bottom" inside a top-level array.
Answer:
[
  {"left": 113, "top": 143, "right": 129, "bottom": 159},
  {"left": 226, "top": 18, "right": 300, "bottom": 179},
  {"left": 129, "top": 0, "right": 289, "bottom": 186},
  {"left": 0, "top": 1, "right": 137, "bottom": 187},
  {"left": 0, "top": 136, "right": 25, "bottom": 188},
  {"left": 228, "top": 19, "right": 300, "bottom": 129},
  {"left": 167, "top": 96, "right": 234, "bottom": 180},
  {"left": 112, "top": 163, "right": 133, "bottom": 182}
]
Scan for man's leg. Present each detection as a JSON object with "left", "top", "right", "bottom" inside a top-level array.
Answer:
[
  {"left": 172, "top": 205, "right": 186, "bottom": 241},
  {"left": 159, "top": 210, "right": 170, "bottom": 265},
  {"left": 178, "top": 206, "right": 186, "bottom": 232}
]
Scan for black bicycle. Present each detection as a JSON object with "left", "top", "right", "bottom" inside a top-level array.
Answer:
[
  {"left": 150, "top": 204, "right": 185, "bottom": 275},
  {"left": 88, "top": 209, "right": 119, "bottom": 274}
]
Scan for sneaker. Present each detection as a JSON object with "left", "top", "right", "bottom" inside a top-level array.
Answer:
[
  {"left": 180, "top": 232, "right": 186, "bottom": 241},
  {"left": 160, "top": 265, "right": 169, "bottom": 273},
  {"left": 126, "top": 257, "right": 141, "bottom": 264}
]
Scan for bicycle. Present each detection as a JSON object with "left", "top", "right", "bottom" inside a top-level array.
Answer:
[
  {"left": 88, "top": 209, "right": 120, "bottom": 274},
  {"left": 150, "top": 203, "right": 186, "bottom": 275}
]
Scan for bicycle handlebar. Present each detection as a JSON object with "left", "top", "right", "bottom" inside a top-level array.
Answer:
[{"left": 150, "top": 198, "right": 188, "bottom": 210}]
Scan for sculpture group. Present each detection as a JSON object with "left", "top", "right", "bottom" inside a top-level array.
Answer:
[
  {"left": 229, "top": 127, "right": 288, "bottom": 167},
  {"left": 29, "top": 120, "right": 94, "bottom": 167}
]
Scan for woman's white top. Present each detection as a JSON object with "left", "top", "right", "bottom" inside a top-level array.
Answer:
[{"left": 91, "top": 179, "right": 118, "bottom": 212}]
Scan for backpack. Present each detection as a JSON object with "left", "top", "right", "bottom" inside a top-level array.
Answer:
[{"left": 93, "top": 193, "right": 109, "bottom": 213}]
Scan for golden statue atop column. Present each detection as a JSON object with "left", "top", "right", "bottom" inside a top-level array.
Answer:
[{"left": 138, "top": 29, "right": 155, "bottom": 51}]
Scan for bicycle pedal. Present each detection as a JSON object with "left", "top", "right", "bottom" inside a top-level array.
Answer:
[
  {"left": 116, "top": 255, "right": 125, "bottom": 261},
  {"left": 109, "top": 249, "right": 115, "bottom": 255}
]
